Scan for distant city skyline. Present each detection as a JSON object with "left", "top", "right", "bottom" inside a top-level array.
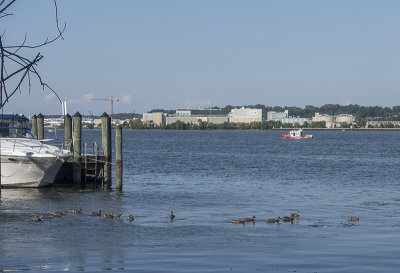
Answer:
[{"left": 2, "top": 0, "right": 400, "bottom": 116}]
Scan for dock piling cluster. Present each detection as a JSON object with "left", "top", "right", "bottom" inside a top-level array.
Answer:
[{"left": 35, "top": 112, "right": 123, "bottom": 190}]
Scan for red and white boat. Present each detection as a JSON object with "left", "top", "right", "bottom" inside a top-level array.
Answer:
[{"left": 281, "top": 129, "right": 313, "bottom": 139}]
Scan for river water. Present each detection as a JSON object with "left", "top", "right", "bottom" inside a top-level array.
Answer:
[{"left": 1, "top": 130, "right": 399, "bottom": 272}]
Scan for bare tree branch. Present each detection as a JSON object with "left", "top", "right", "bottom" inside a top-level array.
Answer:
[
  {"left": 0, "top": 0, "right": 16, "bottom": 14},
  {"left": 0, "top": 0, "right": 66, "bottom": 109}
]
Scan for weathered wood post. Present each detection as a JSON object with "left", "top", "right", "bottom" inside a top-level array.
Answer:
[
  {"left": 116, "top": 125, "right": 123, "bottom": 191},
  {"left": 37, "top": 113, "right": 44, "bottom": 140},
  {"left": 64, "top": 113, "right": 72, "bottom": 151},
  {"left": 101, "top": 112, "right": 111, "bottom": 190},
  {"left": 73, "top": 112, "right": 82, "bottom": 186},
  {"left": 31, "top": 115, "right": 38, "bottom": 139}
]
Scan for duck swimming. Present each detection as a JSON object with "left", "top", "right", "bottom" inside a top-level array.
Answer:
[
  {"left": 169, "top": 211, "right": 175, "bottom": 220},
  {"left": 242, "top": 216, "right": 256, "bottom": 222},
  {"left": 125, "top": 215, "right": 134, "bottom": 221},
  {"left": 50, "top": 211, "right": 64, "bottom": 218},
  {"left": 32, "top": 215, "right": 44, "bottom": 221},
  {"left": 290, "top": 211, "right": 300, "bottom": 218},
  {"left": 348, "top": 216, "right": 359, "bottom": 221},
  {"left": 91, "top": 210, "right": 102, "bottom": 216},
  {"left": 71, "top": 209, "right": 82, "bottom": 214},
  {"left": 281, "top": 216, "right": 294, "bottom": 223},
  {"left": 267, "top": 217, "right": 280, "bottom": 223},
  {"left": 104, "top": 213, "right": 114, "bottom": 219}
]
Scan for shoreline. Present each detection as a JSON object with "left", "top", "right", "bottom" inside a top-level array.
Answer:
[{"left": 46, "top": 127, "right": 400, "bottom": 132}]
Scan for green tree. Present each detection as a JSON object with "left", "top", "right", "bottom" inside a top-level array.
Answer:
[{"left": 130, "top": 118, "right": 144, "bottom": 129}]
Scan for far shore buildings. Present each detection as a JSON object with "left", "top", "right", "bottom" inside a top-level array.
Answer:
[
  {"left": 266, "top": 111, "right": 355, "bottom": 128},
  {"left": 142, "top": 108, "right": 358, "bottom": 128},
  {"left": 142, "top": 107, "right": 262, "bottom": 126}
]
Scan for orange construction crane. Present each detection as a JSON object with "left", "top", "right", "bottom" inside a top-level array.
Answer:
[{"left": 91, "top": 96, "right": 119, "bottom": 120}]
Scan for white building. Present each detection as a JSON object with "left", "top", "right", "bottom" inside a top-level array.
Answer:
[
  {"left": 281, "top": 117, "right": 312, "bottom": 126},
  {"left": 312, "top": 113, "right": 355, "bottom": 128},
  {"left": 44, "top": 118, "right": 63, "bottom": 127},
  {"left": 228, "top": 108, "right": 262, "bottom": 123},
  {"left": 142, "top": 112, "right": 166, "bottom": 126},
  {"left": 166, "top": 116, "right": 207, "bottom": 125},
  {"left": 335, "top": 114, "right": 355, "bottom": 124},
  {"left": 267, "top": 110, "right": 288, "bottom": 121},
  {"left": 175, "top": 110, "right": 191, "bottom": 116}
]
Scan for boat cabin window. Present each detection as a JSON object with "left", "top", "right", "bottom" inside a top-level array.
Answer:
[{"left": 0, "top": 118, "right": 36, "bottom": 139}]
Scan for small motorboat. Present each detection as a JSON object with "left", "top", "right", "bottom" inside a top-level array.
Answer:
[{"left": 281, "top": 129, "right": 313, "bottom": 139}]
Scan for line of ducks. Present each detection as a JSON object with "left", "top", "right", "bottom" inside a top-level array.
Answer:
[
  {"left": 33, "top": 210, "right": 358, "bottom": 224},
  {"left": 232, "top": 211, "right": 359, "bottom": 224},
  {"left": 32, "top": 209, "right": 140, "bottom": 222},
  {"left": 232, "top": 211, "right": 300, "bottom": 224},
  {"left": 33, "top": 210, "right": 176, "bottom": 222}
]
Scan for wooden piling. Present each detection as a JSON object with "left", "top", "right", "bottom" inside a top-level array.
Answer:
[
  {"left": 64, "top": 113, "right": 72, "bottom": 150},
  {"left": 101, "top": 112, "right": 112, "bottom": 190},
  {"left": 116, "top": 125, "right": 123, "bottom": 191},
  {"left": 31, "top": 115, "right": 38, "bottom": 139},
  {"left": 73, "top": 112, "right": 82, "bottom": 186},
  {"left": 37, "top": 113, "right": 44, "bottom": 140}
]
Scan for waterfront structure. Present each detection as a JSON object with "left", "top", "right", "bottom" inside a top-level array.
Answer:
[
  {"left": 93, "top": 118, "right": 101, "bottom": 127},
  {"left": 228, "top": 108, "right": 262, "bottom": 123},
  {"left": 176, "top": 110, "right": 191, "bottom": 116},
  {"left": 143, "top": 112, "right": 166, "bottom": 126},
  {"left": 312, "top": 113, "right": 355, "bottom": 128},
  {"left": 44, "top": 118, "right": 63, "bottom": 127},
  {"left": 208, "top": 116, "right": 229, "bottom": 124},
  {"left": 312, "top": 113, "right": 335, "bottom": 128},
  {"left": 163, "top": 108, "right": 260, "bottom": 125},
  {"left": 83, "top": 117, "right": 94, "bottom": 125},
  {"left": 335, "top": 114, "right": 355, "bottom": 124},
  {"left": 280, "top": 117, "right": 312, "bottom": 126},
  {"left": 267, "top": 110, "right": 288, "bottom": 121},
  {"left": 166, "top": 115, "right": 207, "bottom": 125},
  {"left": 366, "top": 120, "right": 400, "bottom": 128}
]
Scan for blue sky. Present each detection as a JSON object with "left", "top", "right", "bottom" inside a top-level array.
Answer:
[{"left": 2, "top": 0, "right": 400, "bottom": 116}]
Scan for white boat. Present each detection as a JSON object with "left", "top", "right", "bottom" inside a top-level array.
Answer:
[
  {"left": 0, "top": 114, "right": 71, "bottom": 187},
  {"left": 281, "top": 128, "right": 313, "bottom": 139}
]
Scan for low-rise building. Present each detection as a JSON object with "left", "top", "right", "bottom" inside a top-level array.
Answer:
[
  {"left": 267, "top": 110, "right": 288, "bottom": 121},
  {"left": 335, "top": 114, "right": 354, "bottom": 124},
  {"left": 366, "top": 121, "right": 400, "bottom": 127},
  {"left": 93, "top": 118, "right": 101, "bottom": 127},
  {"left": 208, "top": 116, "right": 229, "bottom": 124},
  {"left": 44, "top": 118, "right": 63, "bottom": 127},
  {"left": 228, "top": 108, "right": 262, "bottom": 123},
  {"left": 176, "top": 110, "right": 191, "bottom": 116},
  {"left": 312, "top": 113, "right": 355, "bottom": 128},
  {"left": 82, "top": 117, "right": 94, "bottom": 125},
  {"left": 280, "top": 117, "right": 312, "bottom": 126},
  {"left": 143, "top": 112, "right": 166, "bottom": 126},
  {"left": 312, "top": 113, "right": 335, "bottom": 128},
  {"left": 166, "top": 116, "right": 207, "bottom": 125}
]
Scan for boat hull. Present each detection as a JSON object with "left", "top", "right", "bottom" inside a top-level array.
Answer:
[{"left": 1, "top": 154, "right": 68, "bottom": 188}]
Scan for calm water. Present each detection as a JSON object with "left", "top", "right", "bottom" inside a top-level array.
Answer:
[{"left": 1, "top": 130, "right": 400, "bottom": 272}]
